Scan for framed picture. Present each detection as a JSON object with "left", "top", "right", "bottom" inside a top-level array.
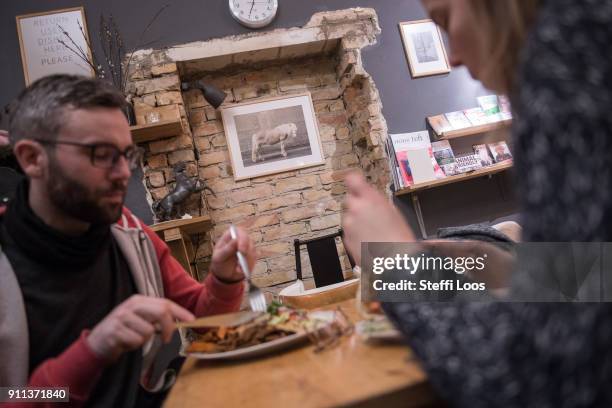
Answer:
[
  {"left": 221, "top": 92, "right": 325, "bottom": 180},
  {"left": 16, "top": 7, "right": 94, "bottom": 85},
  {"left": 399, "top": 19, "right": 450, "bottom": 78}
]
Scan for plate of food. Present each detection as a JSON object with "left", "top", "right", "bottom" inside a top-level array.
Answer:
[{"left": 178, "top": 302, "right": 335, "bottom": 360}]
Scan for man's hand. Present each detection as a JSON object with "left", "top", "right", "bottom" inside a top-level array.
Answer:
[
  {"left": 342, "top": 172, "right": 416, "bottom": 265},
  {"left": 86, "top": 295, "right": 195, "bottom": 362},
  {"left": 209, "top": 226, "right": 256, "bottom": 283}
]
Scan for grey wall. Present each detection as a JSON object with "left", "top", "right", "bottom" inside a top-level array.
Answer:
[
  {"left": 1, "top": 0, "right": 514, "bottom": 231},
  {"left": 1, "top": 0, "right": 490, "bottom": 130}
]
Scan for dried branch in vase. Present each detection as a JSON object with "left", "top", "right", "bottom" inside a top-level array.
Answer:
[{"left": 57, "top": 4, "right": 169, "bottom": 95}]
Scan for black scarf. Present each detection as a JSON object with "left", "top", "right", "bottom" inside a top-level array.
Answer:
[{"left": 3, "top": 180, "right": 112, "bottom": 269}]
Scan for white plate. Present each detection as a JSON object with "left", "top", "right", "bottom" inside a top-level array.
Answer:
[
  {"left": 180, "top": 311, "right": 335, "bottom": 360},
  {"left": 181, "top": 331, "right": 309, "bottom": 360}
]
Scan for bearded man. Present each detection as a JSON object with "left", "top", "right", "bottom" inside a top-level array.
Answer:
[{"left": 0, "top": 75, "right": 256, "bottom": 407}]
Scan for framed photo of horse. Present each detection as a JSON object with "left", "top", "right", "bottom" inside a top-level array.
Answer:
[{"left": 220, "top": 92, "right": 325, "bottom": 180}]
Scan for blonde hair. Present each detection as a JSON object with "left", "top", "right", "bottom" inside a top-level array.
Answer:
[{"left": 470, "top": 0, "right": 541, "bottom": 93}]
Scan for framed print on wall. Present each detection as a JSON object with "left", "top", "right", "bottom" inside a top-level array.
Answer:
[
  {"left": 221, "top": 92, "right": 325, "bottom": 181},
  {"left": 399, "top": 19, "right": 451, "bottom": 78},
  {"left": 16, "top": 7, "right": 94, "bottom": 85}
]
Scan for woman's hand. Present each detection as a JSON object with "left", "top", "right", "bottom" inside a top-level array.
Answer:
[{"left": 342, "top": 172, "right": 416, "bottom": 265}]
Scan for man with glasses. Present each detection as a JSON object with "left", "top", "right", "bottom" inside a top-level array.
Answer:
[{"left": 0, "top": 75, "right": 256, "bottom": 407}]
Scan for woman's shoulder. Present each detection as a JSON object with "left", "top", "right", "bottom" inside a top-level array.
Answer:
[{"left": 525, "top": 0, "right": 612, "bottom": 68}]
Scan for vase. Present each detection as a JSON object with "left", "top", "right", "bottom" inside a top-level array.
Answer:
[{"left": 123, "top": 100, "right": 136, "bottom": 126}]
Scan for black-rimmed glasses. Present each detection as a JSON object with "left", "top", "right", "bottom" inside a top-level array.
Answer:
[{"left": 34, "top": 139, "right": 143, "bottom": 170}]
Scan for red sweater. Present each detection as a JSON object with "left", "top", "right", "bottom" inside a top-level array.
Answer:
[{"left": 3, "top": 207, "right": 244, "bottom": 407}]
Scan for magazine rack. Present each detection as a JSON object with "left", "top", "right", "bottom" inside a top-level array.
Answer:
[
  {"left": 427, "top": 115, "right": 512, "bottom": 140},
  {"left": 395, "top": 161, "right": 513, "bottom": 195},
  {"left": 395, "top": 161, "right": 513, "bottom": 239}
]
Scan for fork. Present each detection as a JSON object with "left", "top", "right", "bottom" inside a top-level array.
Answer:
[{"left": 229, "top": 225, "right": 267, "bottom": 313}]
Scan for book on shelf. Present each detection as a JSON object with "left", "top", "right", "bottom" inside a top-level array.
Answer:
[
  {"left": 463, "top": 107, "right": 492, "bottom": 126},
  {"left": 477, "top": 95, "right": 503, "bottom": 121},
  {"left": 427, "top": 114, "right": 453, "bottom": 135},
  {"left": 389, "top": 133, "right": 419, "bottom": 188},
  {"left": 488, "top": 141, "right": 513, "bottom": 163},
  {"left": 389, "top": 131, "right": 445, "bottom": 188},
  {"left": 473, "top": 144, "right": 494, "bottom": 166},
  {"left": 384, "top": 136, "right": 403, "bottom": 190},
  {"left": 395, "top": 167, "right": 404, "bottom": 189},
  {"left": 477, "top": 95, "right": 500, "bottom": 114},
  {"left": 444, "top": 111, "right": 472, "bottom": 130},
  {"left": 498, "top": 95, "right": 513, "bottom": 120},
  {"left": 454, "top": 153, "right": 483, "bottom": 173},
  {"left": 432, "top": 140, "right": 458, "bottom": 176}
]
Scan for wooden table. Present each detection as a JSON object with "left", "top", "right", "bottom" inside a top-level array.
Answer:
[{"left": 164, "top": 300, "right": 440, "bottom": 408}]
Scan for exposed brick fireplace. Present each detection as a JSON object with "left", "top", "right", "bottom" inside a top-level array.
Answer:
[{"left": 126, "top": 8, "right": 390, "bottom": 291}]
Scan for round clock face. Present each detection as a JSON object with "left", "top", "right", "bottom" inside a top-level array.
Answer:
[{"left": 229, "top": 0, "right": 278, "bottom": 29}]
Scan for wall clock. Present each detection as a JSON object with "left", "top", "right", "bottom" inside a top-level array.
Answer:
[{"left": 229, "top": 0, "right": 278, "bottom": 29}]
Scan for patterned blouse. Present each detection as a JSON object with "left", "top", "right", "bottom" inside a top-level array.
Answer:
[{"left": 384, "top": 1, "right": 612, "bottom": 407}]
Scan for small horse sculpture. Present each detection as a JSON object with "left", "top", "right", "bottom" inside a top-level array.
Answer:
[
  {"left": 251, "top": 123, "right": 298, "bottom": 163},
  {"left": 153, "top": 162, "right": 214, "bottom": 221}
]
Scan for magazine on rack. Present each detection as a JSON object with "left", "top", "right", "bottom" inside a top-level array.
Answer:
[
  {"left": 389, "top": 131, "right": 445, "bottom": 187},
  {"left": 432, "top": 140, "right": 457, "bottom": 176},
  {"left": 384, "top": 136, "right": 403, "bottom": 190},
  {"left": 498, "top": 95, "right": 513, "bottom": 120},
  {"left": 463, "top": 107, "right": 491, "bottom": 126},
  {"left": 477, "top": 95, "right": 502, "bottom": 121},
  {"left": 473, "top": 144, "right": 494, "bottom": 166},
  {"left": 488, "top": 141, "right": 513, "bottom": 163},
  {"left": 428, "top": 114, "right": 453, "bottom": 136},
  {"left": 445, "top": 111, "right": 472, "bottom": 130}
]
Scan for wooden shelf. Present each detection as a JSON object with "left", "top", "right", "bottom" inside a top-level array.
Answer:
[
  {"left": 149, "top": 215, "right": 212, "bottom": 279},
  {"left": 149, "top": 215, "right": 212, "bottom": 236},
  {"left": 395, "top": 161, "right": 513, "bottom": 195},
  {"left": 130, "top": 119, "right": 183, "bottom": 144},
  {"left": 428, "top": 117, "right": 512, "bottom": 140}
]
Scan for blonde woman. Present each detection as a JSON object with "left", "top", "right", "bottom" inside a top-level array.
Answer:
[{"left": 343, "top": 0, "right": 612, "bottom": 406}]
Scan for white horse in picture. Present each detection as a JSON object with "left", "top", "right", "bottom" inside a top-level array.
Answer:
[{"left": 251, "top": 123, "right": 298, "bottom": 163}]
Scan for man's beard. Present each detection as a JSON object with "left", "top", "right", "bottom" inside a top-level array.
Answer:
[{"left": 46, "top": 158, "right": 126, "bottom": 225}]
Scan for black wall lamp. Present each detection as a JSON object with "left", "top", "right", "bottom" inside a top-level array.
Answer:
[
  {"left": 181, "top": 80, "right": 227, "bottom": 109},
  {"left": 180, "top": 80, "right": 227, "bottom": 165}
]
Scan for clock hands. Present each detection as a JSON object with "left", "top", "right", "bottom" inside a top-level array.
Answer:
[{"left": 233, "top": 0, "right": 274, "bottom": 26}]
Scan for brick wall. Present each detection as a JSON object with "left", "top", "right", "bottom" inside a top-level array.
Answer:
[
  {"left": 125, "top": 8, "right": 389, "bottom": 293},
  {"left": 183, "top": 55, "right": 357, "bottom": 288}
]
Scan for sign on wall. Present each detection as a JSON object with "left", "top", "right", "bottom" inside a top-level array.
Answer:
[{"left": 16, "top": 7, "right": 94, "bottom": 85}]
